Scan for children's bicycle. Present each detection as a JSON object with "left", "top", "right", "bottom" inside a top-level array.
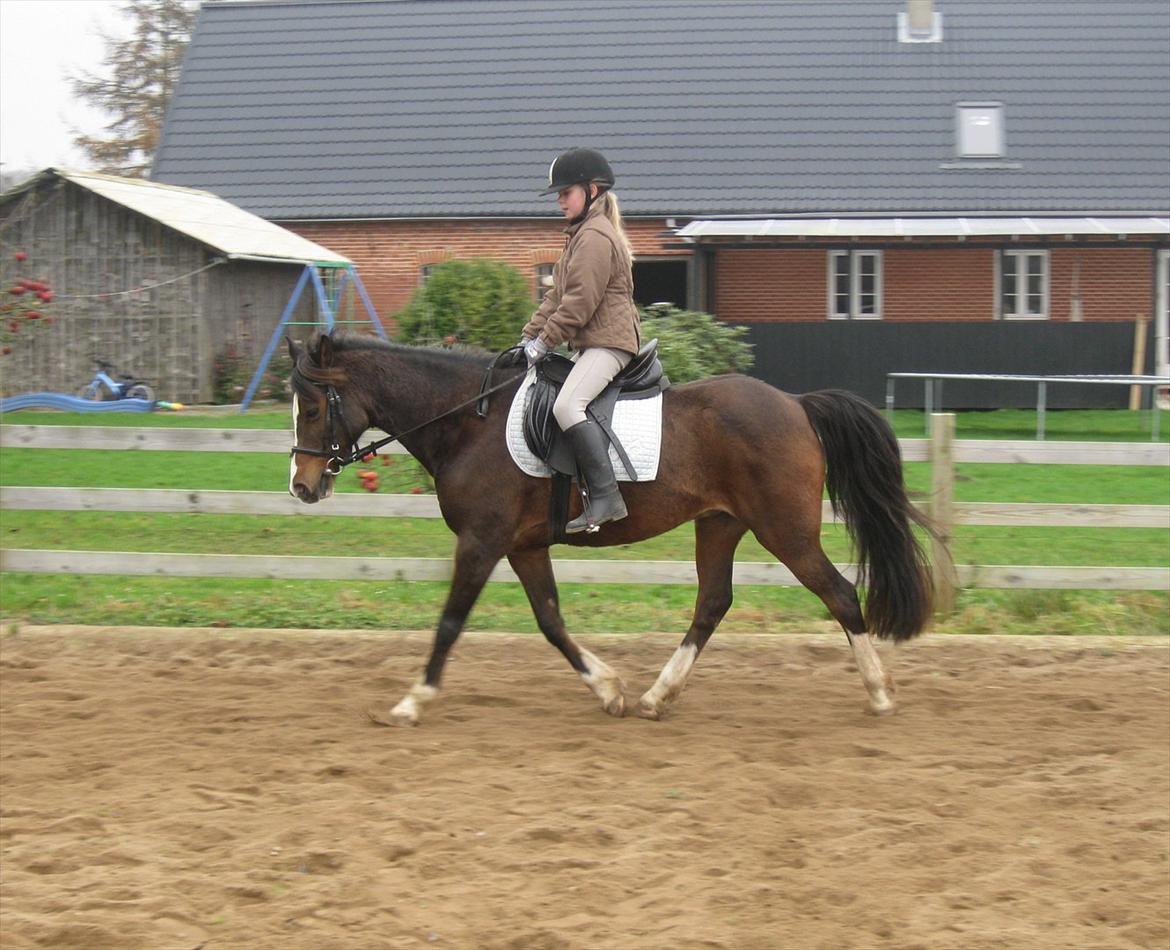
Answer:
[{"left": 77, "top": 359, "right": 156, "bottom": 402}]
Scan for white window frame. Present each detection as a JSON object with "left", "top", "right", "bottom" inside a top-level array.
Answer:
[
  {"left": 534, "top": 263, "right": 555, "bottom": 303},
  {"left": 998, "top": 249, "right": 1049, "bottom": 320},
  {"left": 419, "top": 263, "right": 436, "bottom": 286},
  {"left": 827, "top": 250, "right": 883, "bottom": 320},
  {"left": 1155, "top": 249, "right": 1169, "bottom": 382}
]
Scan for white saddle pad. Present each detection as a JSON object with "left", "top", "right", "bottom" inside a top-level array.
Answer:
[{"left": 506, "top": 369, "right": 663, "bottom": 481}]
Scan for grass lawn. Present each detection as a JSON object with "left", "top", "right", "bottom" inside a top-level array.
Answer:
[{"left": 1, "top": 406, "right": 1166, "bottom": 636}]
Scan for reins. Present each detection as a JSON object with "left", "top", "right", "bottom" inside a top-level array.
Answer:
[{"left": 290, "top": 347, "right": 525, "bottom": 473}]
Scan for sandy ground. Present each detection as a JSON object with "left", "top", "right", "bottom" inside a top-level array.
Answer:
[{"left": 0, "top": 624, "right": 1167, "bottom": 950}]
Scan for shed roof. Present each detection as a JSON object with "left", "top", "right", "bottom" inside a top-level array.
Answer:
[
  {"left": 152, "top": 0, "right": 1170, "bottom": 221},
  {"left": 2, "top": 169, "right": 349, "bottom": 264}
]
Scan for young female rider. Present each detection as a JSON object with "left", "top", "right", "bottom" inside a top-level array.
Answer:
[{"left": 520, "top": 147, "right": 641, "bottom": 534}]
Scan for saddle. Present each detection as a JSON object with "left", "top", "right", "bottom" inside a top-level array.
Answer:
[{"left": 523, "top": 339, "right": 669, "bottom": 481}]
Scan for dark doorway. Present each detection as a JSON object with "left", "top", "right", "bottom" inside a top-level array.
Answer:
[{"left": 633, "top": 259, "right": 688, "bottom": 309}]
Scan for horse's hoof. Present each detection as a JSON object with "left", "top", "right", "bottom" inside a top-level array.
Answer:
[
  {"left": 602, "top": 693, "right": 626, "bottom": 718},
  {"left": 869, "top": 699, "right": 897, "bottom": 717},
  {"left": 634, "top": 698, "right": 663, "bottom": 720},
  {"left": 367, "top": 707, "right": 418, "bottom": 727}
]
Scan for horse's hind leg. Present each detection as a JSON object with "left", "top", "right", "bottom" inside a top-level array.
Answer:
[
  {"left": 757, "top": 531, "right": 896, "bottom": 715},
  {"left": 636, "top": 512, "right": 747, "bottom": 720},
  {"left": 508, "top": 548, "right": 626, "bottom": 717}
]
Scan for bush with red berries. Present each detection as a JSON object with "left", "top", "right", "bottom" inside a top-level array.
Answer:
[{"left": 1, "top": 251, "right": 56, "bottom": 355}]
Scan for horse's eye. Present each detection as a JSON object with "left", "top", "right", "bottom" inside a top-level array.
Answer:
[{"left": 305, "top": 407, "right": 320, "bottom": 421}]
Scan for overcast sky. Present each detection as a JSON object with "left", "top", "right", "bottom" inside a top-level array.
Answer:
[{"left": 0, "top": 0, "right": 129, "bottom": 175}]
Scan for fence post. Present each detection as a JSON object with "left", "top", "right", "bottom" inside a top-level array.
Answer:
[{"left": 930, "top": 412, "right": 956, "bottom": 615}]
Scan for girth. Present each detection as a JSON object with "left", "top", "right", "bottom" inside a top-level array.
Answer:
[{"left": 522, "top": 339, "right": 669, "bottom": 481}]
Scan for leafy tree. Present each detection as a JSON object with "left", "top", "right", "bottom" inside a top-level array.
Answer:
[
  {"left": 395, "top": 259, "right": 533, "bottom": 351},
  {"left": 70, "top": 0, "right": 198, "bottom": 177},
  {"left": 639, "top": 303, "right": 754, "bottom": 383}
]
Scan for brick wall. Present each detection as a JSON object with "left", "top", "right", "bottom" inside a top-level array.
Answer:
[
  {"left": 713, "top": 243, "right": 1157, "bottom": 323},
  {"left": 1049, "top": 247, "right": 1153, "bottom": 322},
  {"left": 279, "top": 217, "right": 1161, "bottom": 328},
  {"left": 885, "top": 247, "right": 994, "bottom": 321},
  {"left": 281, "top": 217, "right": 684, "bottom": 326}
]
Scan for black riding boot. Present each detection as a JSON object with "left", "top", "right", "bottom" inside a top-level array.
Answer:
[{"left": 564, "top": 419, "right": 628, "bottom": 534}]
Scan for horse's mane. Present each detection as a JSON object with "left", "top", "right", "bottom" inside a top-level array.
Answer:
[
  {"left": 290, "top": 332, "right": 496, "bottom": 399},
  {"left": 328, "top": 333, "right": 495, "bottom": 366}
]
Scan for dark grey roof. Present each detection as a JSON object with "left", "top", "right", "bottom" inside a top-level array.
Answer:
[{"left": 152, "top": 0, "right": 1170, "bottom": 219}]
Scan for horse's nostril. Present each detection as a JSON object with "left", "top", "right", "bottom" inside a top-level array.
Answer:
[{"left": 293, "top": 482, "right": 317, "bottom": 503}]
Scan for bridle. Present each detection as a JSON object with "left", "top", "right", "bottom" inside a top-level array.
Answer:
[
  {"left": 289, "top": 347, "right": 526, "bottom": 474},
  {"left": 289, "top": 384, "right": 362, "bottom": 475}
]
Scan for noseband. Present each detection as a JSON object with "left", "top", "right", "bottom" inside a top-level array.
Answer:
[{"left": 289, "top": 384, "right": 361, "bottom": 475}]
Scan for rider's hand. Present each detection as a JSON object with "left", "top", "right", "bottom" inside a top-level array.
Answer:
[{"left": 524, "top": 336, "right": 550, "bottom": 367}]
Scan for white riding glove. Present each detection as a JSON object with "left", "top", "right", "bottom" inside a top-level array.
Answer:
[{"left": 524, "top": 336, "right": 550, "bottom": 366}]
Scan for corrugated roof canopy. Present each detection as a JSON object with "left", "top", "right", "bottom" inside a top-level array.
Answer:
[
  {"left": 48, "top": 169, "right": 349, "bottom": 264},
  {"left": 675, "top": 217, "right": 1170, "bottom": 240}
]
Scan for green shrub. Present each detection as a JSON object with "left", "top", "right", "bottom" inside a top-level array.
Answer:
[
  {"left": 639, "top": 303, "right": 754, "bottom": 383},
  {"left": 394, "top": 259, "right": 532, "bottom": 350},
  {"left": 394, "top": 266, "right": 753, "bottom": 383}
]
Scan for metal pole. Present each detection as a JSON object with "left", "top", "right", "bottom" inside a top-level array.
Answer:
[
  {"left": 924, "top": 379, "right": 933, "bottom": 436},
  {"left": 1037, "top": 381, "right": 1047, "bottom": 440},
  {"left": 885, "top": 375, "right": 895, "bottom": 426},
  {"left": 240, "top": 264, "right": 312, "bottom": 412},
  {"left": 308, "top": 266, "right": 335, "bottom": 332},
  {"left": 348, "top": 266, "right": 388, "bottom": 339}
]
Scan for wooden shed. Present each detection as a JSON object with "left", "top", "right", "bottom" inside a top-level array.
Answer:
[{"left": 0, "top": 169, "right": 350, "bottom": 403}]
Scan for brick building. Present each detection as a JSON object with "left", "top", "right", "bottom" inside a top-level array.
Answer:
[{"left": 152, "top": 0, "right": 1170, "bottom": 405}]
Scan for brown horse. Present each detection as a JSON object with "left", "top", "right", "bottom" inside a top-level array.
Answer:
[{"left": 287, "top": 333, "right": 937, "bottom": 725}]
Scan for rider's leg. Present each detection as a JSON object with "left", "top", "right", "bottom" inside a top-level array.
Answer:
[{"left": 553, "top": 347, "right": 632, "bottom": 533}]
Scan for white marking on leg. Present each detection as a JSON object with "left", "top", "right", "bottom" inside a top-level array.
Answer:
[
  {"left": 636, "top": 643, "right": 698, "bottom": 719},
  {"left": 848, "top": 632, "right": 896, "bottom": 715},
  {"left": 578, "top": 648, "right": 626, "bottom": 717},
  {"left": 288, "top": 394, "right": 300, "bottom": 497},
  {"left": 387, "top": 682, "right": 439, "bottom": 726}
]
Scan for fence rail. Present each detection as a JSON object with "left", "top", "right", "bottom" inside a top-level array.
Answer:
[
  {"left": 1, "top": 487, "right": 1166, "bottom": 529},
  {"left": 4, "top": 425, "right": 1168, "bottom": 465},
  {"left": 1, "top": 549, "right": 1166, "bottom": 592},
  {"left": 1, "top": 422, "right": 1167, "bottom": 594}
]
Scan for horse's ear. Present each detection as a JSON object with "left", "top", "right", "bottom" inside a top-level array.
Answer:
[
  {"left": 316, "top": 332, "right": 335, "bottom": 368},
  {"left": 285, "top": 335, "right": 303, "bottom": 364}
]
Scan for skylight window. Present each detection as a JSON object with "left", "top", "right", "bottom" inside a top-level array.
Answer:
[
  {"left": 956, "top": 102, "right": 1005, "bottom": 158},
  {"left": 897, "top": 2, "right": 943, "bottom": 43}
]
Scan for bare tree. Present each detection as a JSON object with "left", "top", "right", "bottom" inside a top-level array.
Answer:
[{"left": 70, "top": 0, "right": 199, "bottom": 178}]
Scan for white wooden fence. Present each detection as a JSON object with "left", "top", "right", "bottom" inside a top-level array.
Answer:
[{"left": 1, "top": 421, "right": 1167, "bottom": 596}]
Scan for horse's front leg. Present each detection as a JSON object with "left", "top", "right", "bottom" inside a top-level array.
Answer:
[
  {"left": 371, "top": 536, "right": 500, "bottom": 727},
  {"left": 508, "top": 548, "right": 626, "bottom": 717},
  {"left": 637, "top": 513, "right": 745, "bottom": 720}
]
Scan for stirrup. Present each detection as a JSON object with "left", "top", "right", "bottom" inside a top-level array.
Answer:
[{"left": 566, "top": 489, "right": 628, "bottom": 535}]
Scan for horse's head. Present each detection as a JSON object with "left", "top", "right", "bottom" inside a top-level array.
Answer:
[{"left": 287, "top": 334, "right": 369, "bottom": 503}]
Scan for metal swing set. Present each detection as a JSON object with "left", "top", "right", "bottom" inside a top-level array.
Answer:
[{"left": 240, "top": 261, "right": 387, "bottom": 412}]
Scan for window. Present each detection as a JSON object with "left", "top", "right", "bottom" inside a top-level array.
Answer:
[
  {"left": 1000, "top": 250, "right": 1048, "bottom": 319},
  {"left": 828, "top": 250, "right": 882, "bottom": 319},
  {"left": 535, "top": 263, "right": 555, "bottom": 303},
  {"left": 956, "top": 102, "right": 1005, "bottom": 158},
  {"left": 897, "top": 5, "right": 943, "bottom": 43},
  {"left": 419, "top": 264, "right": 436, "bottom": 286}
]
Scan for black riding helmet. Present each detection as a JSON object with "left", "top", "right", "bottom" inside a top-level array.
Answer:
[{"left": 540, "top": 147, "right": 616, "bottom": 196}]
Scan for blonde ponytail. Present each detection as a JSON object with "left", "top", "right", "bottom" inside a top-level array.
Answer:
[{"left": 599, "top": 191, "right": 634, "bottom": 266}]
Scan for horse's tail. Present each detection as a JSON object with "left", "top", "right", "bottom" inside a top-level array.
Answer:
[{"left": 798, "top": 389, "right": 937, "bottom": 642}]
